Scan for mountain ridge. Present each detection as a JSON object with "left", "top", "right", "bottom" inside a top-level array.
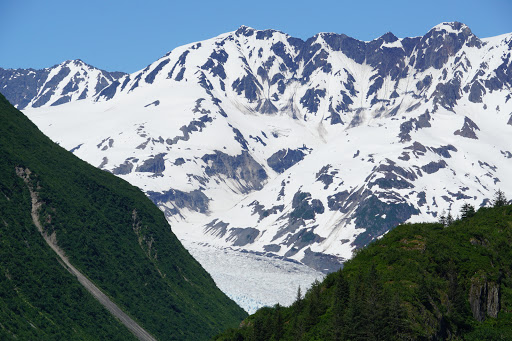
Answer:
[
  {"left": 3, "top": 21, "right": 512, "bottom": 277},
  {"left": 0, "top": 92, "right": 247, "bottom": 339}
]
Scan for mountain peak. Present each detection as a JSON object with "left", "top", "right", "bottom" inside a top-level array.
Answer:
[
  {"left": 428, "top": 21, "right": 471, "bottom": 36},
  {"left": 379, "top": 31, "right": 398, "bottom": 43},
  {"left": 235, "top": 25, "right": 256, "bottom": 37},
  {"left": 61, "top": 59, "right": 88, "bottom": 68}
]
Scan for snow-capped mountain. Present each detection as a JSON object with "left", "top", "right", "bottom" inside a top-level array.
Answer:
[
  {"left": 9, "top": 22, "right": 512, "bottom": 274},
  {"left": 0, "top": 59, "right": 126, "bottom": 109}
]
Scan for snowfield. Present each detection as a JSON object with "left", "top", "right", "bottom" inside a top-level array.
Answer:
[{"left": 7, "top": 21, "right": 511, "bottom": 311}]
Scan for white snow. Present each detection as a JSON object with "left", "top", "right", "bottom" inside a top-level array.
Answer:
[{"left": 20, "top": 24, "right": 512, "bottom": 311}]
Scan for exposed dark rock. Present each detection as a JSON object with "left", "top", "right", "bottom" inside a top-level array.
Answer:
[
  {"left": 136, "top": 138, "right": 150, "bottom": 150},
  {"left": 367, "top": 77, "right": 383, "bottom": 98},
  {"left": 255, "top": 98, "right": 278, "bottom": 114},
  {"left": 174, "top": 68, "right": 185, "bottom": 81},
  {"left": 283, "top": 228, "right": 325, "bottom": 257},
  {"left": 352, "top": 194, "right": 420, "bottom": 248},
  {"left": 135, "top": 153, "right": 166, "bottom": 173},
  {"left": 232, "top": 74, "right": 262, "bottom": 102},
  {"left": 112, "top": 160, "right": 134, "bottom": 175},
  {"left": 469, "top": 275, "right": 500, "bottom": 322},
  {"left": 69, "top": 143, "right": 83, "bottom": 153},
  {"left": 405, "top": 141, "right": 427, "bottom": 156},
  {"left": 235, "top": 25, "right": 255, "bottom": 37},
  {"left": 432, "top": 77, "right": 462, "bottom": 110},
  {"left": 487, "top": 282, "right": 500, "bottom": 318},
  {"left": 201, "top": 56, "right": 227, "bottom": 80},
  {"left": 430, "top": 144, "right": 457, "bottom": 158},
  {"left": 501, "top": 150, "right": 512, "bottom": 158},
  {"left": 327, "top": 104, "right": 344, "bottom": 125},
  {"left": 301, "top": 248, "right": 343, "bottom": 273},
  {"left": 327, "top": 191, "right": 350, "bottom": 212},
  {"left": 300, "top": 88, "right": 326, "bottom": 113},
  {"left": 128, "top": 72, "right": 142, "bottom": 92},
  {"left": 145, "top": 59, "right": 170, "bottom": 84},
  {"left": 174, "top": 158, "right": 185, "bottom": 166},
  {"left": 484, "top": 51, "right": 512, "bottom": 91},
  {"left": 417, "top": 191, "right": 427, "bottom": 206},
  {"left": 263, "top": 244, "right": 281, "bottom": 252},
  {"left": 144, "top": 100, "right": 160, "bottom": 107},
  {"left": 51, "top": 95, "right": 72, "bottom": 106},
  {"left": 271, "top": 41, "right": 299, "bottom": 73},
  {"left": 290, "top": 191, "right": 324, "bottom": 221},
  {"left": 454, "top": 116, "right": 480, "bottom": 139},
  {"left": 256, "top": 29, "right": 275, "bottom": 40},
  {"left": 316, "top": 165, "right": 338, "bottom": 189},
  {"left": 202, "top": 151, "right": 267, "bottom": 192},
  {"left": 398, "top": 119, "right": 414, "bottom": 142},
  {"left": 398, "top": 111, "right": 431, "bottom": 142},
  {"left": 148, "top": 188, "right": 210, "bottom": 216},
  {"left": 166, "top": 114, "right": 212, "bottom": 145},
  {"left": 374, "top": 159, "right": 418, "bottom": 181},
  {"left": 421, "top": 160, "right": 448, "bottom": 174},
  {"left": 98, "top": 157, "right": 108, "bottom": 169},
  {"left": 168, "top": 51, "right": 190, "bottom": 79},
  {"left": 226, "top": 227, "right": 259, "bottom": 246},
  {"left": 414, "top": 22, "right": 480, "bottom": 72},
  {"left": 321, "top": 33, "right": 366, "bottom": 64},
  {"left": 267, "top": 148, "right": 305, "bottom": 173},
  {"left": 249, "top": 201, "right": 285, "bottom": 221},
  {"left": 302, "top": 49, "right": 331, "bottom": 81},
  {"left": 96, "top": 80, "right": 120, "bottom": 101},
  {"left": 468, "top": 81, "right": 486, "bottom": 103},
  {"left": 230, "top": 126, "right": 250, "bottom": 150},
  {"left": 447, "top": 190, "right": 472, "bottom": 200},
  {"left": 204, "top": 219, "right": 229, "bottom": 238},
  {"left": 416, "top": 74, "right": 432, "bottom": 91},
  {"left": 398, "top": 152, "right": 410, "bottom": 161}
]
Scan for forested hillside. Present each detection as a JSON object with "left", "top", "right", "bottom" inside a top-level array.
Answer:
[
  {"left": 0, "top": 92, "right": 246, "bottom": 340},
  {"left": 216, "top": 200, "right": 512, "bottom": 340}
]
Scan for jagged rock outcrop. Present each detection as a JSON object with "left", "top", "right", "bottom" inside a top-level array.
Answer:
[{"left": 469, "top": 274, "right": 500, "bottom": 321}]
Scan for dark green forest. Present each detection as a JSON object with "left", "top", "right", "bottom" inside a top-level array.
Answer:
[
  {"left": 0, "top": 92, "right": 247, "bottom": 340},
  {"left": 216, "top": 200, "right": 512, "bottom": 340}
]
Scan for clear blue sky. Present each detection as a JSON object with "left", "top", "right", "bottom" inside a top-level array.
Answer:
[{"left": 1, "top": 0, "right": 510, "bottom": 73}]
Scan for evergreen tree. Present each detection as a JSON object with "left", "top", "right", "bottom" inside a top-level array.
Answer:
[
  {"left": 460, "top": 203, "right": 476, "bottom": 219},
  {"left": 493, "top": 189, "right": 507, "bottom": 208},
  {"left": 331, "top": 272, "right": 349, "bottom": 341},
  {"left": 382, "top": 291, "right": 408, "bottom": 339},
  {"left": 446, "top": 209, "right": 454, "bottom": 226},
  {"left": 362, "top": 264, "right": 385, "bottom": 340},
  {"left": 439, "top": 210, "right": 447, "bottom": 226},
  {"left": 305, "top": 280, "right": 322, "bottom": 330},
  {"left": 294, "top": 285, "right": 303, "bottom": 311},
  {"left": 273, "top": 304, "right": 283, "bottom": 341}
]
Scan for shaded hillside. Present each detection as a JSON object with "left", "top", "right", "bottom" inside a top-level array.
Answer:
[
  {"left": 0, "top": 92, "right": 247, "bottom": 340},
  {"left": 216, "top": 203, "right": 512, "bottom": 340}
]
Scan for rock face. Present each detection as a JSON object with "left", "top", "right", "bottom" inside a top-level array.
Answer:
[
  {"left": 454, "top": 116, "right": 480, "bottom": 139},
  {"left": 469, "top": 275, "right": 500, "bottom": 321},
  {"left": 10, "top": 22, "right": 512, "bottom": 272},
  {"left": 267, "top": 148, "right": 306, "bottom": 173}
]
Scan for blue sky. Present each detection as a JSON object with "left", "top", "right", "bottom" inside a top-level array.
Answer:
[{"left": 1, "top": 0, "right": 511, "bottom": 73}]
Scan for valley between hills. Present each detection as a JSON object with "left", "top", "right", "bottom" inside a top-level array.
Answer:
[{"left": 1, "top": 21, "right": 512, "bottom": 340}]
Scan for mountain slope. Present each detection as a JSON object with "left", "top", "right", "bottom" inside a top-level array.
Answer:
[
  {"left": 18, "top": 22, "right": 512, "bottom": 275},
  {"left": 0, "top": 59, "right": 125, "bottom": 109},
  {"left": 215, "top": 203, "right": 512, "bottom": 340},
  {"left": 0, "top": 93, "right": 246, "bottom": 340}
]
